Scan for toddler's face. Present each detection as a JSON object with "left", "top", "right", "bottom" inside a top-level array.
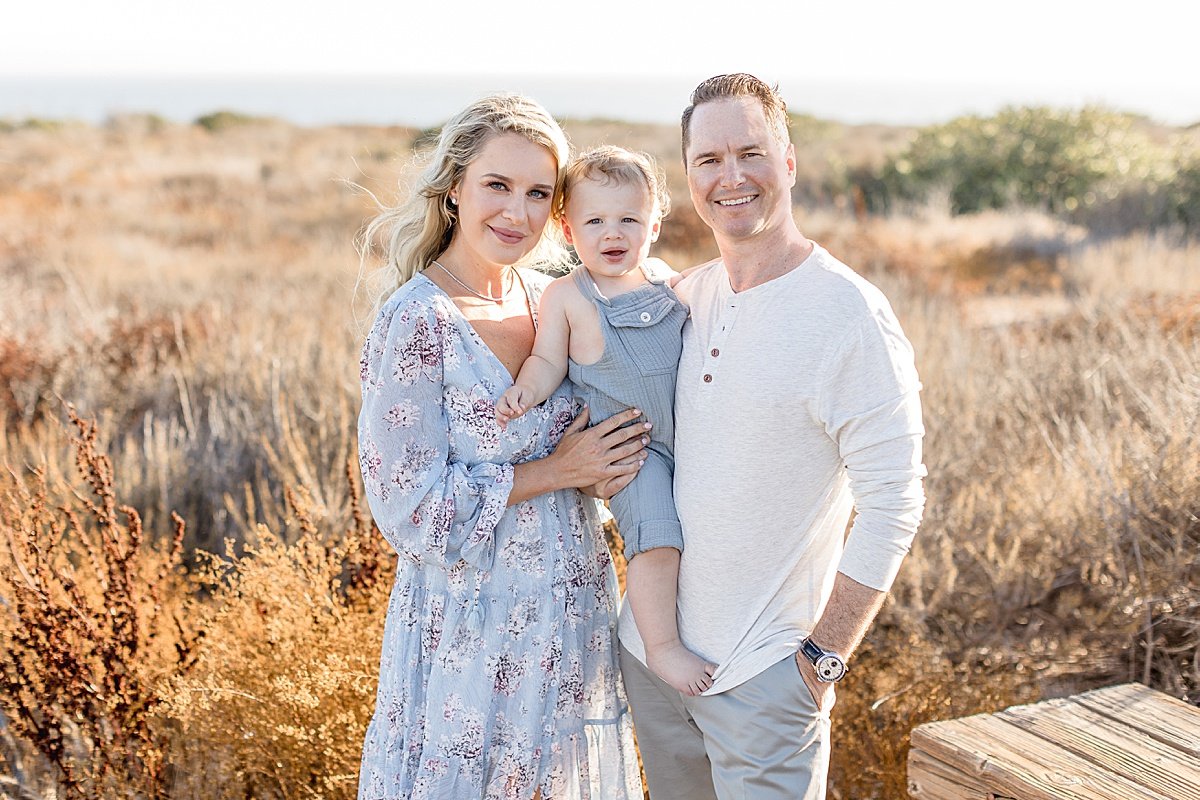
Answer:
[{"left": 561, "top": 177, "right": 661, "bottom": 278}]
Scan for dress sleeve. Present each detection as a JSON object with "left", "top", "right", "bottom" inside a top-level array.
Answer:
[
  {"left": 817, "top": 307, "right": 927, "bottom": 592},
  {"left": 357, "top": 296, "right": 514, "bottom": 571}
]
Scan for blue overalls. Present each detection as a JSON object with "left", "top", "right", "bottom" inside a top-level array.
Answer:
[{"left": 567, "top": 266, "right": 688, "bottom": 559}]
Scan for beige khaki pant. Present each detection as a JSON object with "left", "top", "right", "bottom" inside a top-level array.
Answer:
[{"left": 620, "top": 645, "right": 831, "bottom": 800}]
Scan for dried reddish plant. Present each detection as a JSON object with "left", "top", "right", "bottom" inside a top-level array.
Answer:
[
  {"left": 0, "top": 336, "right": 59, "bottom": 431},
  {"left": 0, "top": 407, "right": 199, "bottom": 799}
]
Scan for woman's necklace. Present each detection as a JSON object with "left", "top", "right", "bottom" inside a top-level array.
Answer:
[{"left": 431, "top": 260, "right": 515, "bottom": 303}]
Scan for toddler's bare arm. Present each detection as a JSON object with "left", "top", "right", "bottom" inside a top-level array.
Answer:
[{"left": 497, "top": 280, "right": 573, "bottom": 425}]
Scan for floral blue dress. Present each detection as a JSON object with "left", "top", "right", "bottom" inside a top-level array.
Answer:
[{"left": 356, "top": 270, "right": 643, "bottom": 800}]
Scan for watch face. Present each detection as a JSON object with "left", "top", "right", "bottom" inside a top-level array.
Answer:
[{"left": 815, "top": 654, "right": 846, "bottom": 682}]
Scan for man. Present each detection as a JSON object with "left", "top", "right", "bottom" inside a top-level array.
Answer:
[{"left": 617, "top": 74, "right": 927, "bottom": 799}]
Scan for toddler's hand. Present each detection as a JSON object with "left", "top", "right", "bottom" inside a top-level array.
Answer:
[{"left": 496, "top": 387, "right": 531, "bottom": 428}]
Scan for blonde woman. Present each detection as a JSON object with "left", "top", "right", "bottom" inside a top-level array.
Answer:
[{"left": 356, "top": 95, "right": 645, "bottom": 799}]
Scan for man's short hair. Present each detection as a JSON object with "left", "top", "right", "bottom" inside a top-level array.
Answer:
[{"left": 681, "top": 74, "right": 790, "bottom": 164}]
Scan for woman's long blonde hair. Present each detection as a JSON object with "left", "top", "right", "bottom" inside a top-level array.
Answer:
[{"left": 357, "top": 94, "right": 572, "bottom": 320}]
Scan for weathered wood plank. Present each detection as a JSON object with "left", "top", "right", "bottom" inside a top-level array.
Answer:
[
  {"left": 908, "top": 746, "right": 1009, "bottom": 799},
  {"left": 910, "top": 713, "right": 1174, "bottom": 800},
  {"left": 1072, "top": 683, "right": 1200, "bottom": 759},
  {"left": 997, "top": 696, "right": 1200, "bottom": 799}
]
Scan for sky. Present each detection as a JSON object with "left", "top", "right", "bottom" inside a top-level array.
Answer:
[{"left": 3, "top": 0, "right": 1199, "bottom": 125}]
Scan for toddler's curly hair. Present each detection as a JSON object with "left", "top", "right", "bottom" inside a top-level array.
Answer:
[{"left": 560, "top": 145, "right": 671, "bottom": 221}]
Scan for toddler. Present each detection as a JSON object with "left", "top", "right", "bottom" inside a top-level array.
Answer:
[{"left": 496, "top": 146, "right": 714, "bottom": 696}]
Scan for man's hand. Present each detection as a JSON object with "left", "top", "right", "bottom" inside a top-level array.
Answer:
[
  {"left": 667, "top": 257, "right": 720, "bottom": 288},
  {"left": 792, "top": 573, "right": 887, "bottom": 712},
  {"left": 794, "top": 651, "right": 835, "bottom": 711},
  {"left": 496, "top": 386, "right": 532, "bottom": 428},
  {"left": 642, "top": 256, "right": 676, "bottom": 279}
]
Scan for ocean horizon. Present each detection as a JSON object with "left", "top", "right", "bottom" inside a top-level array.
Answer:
[{"left": 2, "top": 74, "right": 1199, "bottom": 129}]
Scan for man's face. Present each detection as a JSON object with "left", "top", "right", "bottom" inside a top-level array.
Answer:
[{"left": 684, "top": 97, "right": 796, "bottom": 244}]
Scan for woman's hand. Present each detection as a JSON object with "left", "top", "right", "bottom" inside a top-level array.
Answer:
[
  {"left": 508, "top": 406, "right": 649, "bottom": 506},
  {"left": 581, "top": 446, "right": 643, "bottom": 500},
  {"left": 548, "top": 406, "right": 649, "bottom": 490},
  {"left": 583, "top": 471, "right": 638, "bottom": 501}
]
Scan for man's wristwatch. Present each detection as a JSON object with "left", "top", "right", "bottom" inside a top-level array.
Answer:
[{"left": 798, "top": 637, "right": 848, "bottom": 683}]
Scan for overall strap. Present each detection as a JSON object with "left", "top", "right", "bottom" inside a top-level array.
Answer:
[
  {"left": 570, "top": 266, "right": 608, "bottom": 306},
  {"left": 637, "top": 260, "right": 665, "bottom": 285}
]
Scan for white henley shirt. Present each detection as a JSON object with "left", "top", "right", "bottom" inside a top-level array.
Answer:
[{"left": 618, "top": 244, "right": 926, "bottom": 694}]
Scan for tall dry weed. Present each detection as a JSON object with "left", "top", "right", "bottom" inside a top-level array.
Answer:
[
  {"left": 829, "top": 629, "right": 1037, "bottom": 800},
  {"left": 161, "top": 495, "right": 391, "bottom": 799},
  {"left": 0, "top": 408, "right": 196, "bottom": 798},
  {"left": 1, "top": 409, "right": 392, "bottom": 800}
]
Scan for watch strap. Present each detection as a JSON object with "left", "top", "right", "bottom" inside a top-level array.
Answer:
[
  {"left": 798, "top": 636, "right": 826, "bottom": 666},
  {"left": 799, "top": 636, "right": 848, "bottom": 682}
]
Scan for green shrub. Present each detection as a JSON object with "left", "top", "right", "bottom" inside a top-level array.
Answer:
[
  {"left": 880, "top": 107, "right": 1170, "bottom": 217},
  {"left": 0, "top": 117, "right": 65, "bottom": 133},
  {"left": 1168, "top": 152, "right": 1200, "bottom": 232},
  {"left": 194, "top": 110, "right": 267, "bottom": 133}
]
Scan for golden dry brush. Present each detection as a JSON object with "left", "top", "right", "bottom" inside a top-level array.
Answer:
[{"left": 0, "top": 407, "right": 199, "bottom": 799}]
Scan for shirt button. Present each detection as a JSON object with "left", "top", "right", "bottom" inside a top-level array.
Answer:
[
  {"left": 703, "top": 374, "right": 713, "bottom": 383},
  {"left": 639, "top": 311, "right": 651, "bottom": 322},
  {"left": 710, "top": 348, "right": 720, "bottom": 357}
]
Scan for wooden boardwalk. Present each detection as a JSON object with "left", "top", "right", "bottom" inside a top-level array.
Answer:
[{"left": 908, "top": 683, "right": 1200, "bottom": 799}]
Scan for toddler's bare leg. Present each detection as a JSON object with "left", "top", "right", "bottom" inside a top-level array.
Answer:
[{"left": 626, "top": 547, "right": 715, "bottom": 696}]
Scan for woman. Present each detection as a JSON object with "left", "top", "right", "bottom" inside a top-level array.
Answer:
[{"left": 356, "top": 95, "right": 647, "bottom": 800}]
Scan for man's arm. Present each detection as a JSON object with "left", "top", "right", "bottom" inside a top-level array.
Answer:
[
  {"left": 799, "top": 308, "right": 927, "bottom": 707},
  {"left": 794, "top": 573, "right": 886, "bottom": 708}
]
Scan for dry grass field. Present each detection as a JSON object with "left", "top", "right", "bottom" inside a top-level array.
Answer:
[{"left": 1, "top": 111, "right": 1197, "bottom": 799}]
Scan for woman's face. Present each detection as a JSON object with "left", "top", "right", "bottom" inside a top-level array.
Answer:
[{"left": 447, "top": 133, "right": 558, "bottom": 269}]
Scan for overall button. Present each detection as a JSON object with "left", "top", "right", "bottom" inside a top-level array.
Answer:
[
  {"left": 606, "top": 296, "right": 682, "bottom": 375},
  {"left": 710, "top": 348, "right": 720, "bottom": 357},
  {"left": 703, "top": 374, "right": 713, "bottom": 383}
]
